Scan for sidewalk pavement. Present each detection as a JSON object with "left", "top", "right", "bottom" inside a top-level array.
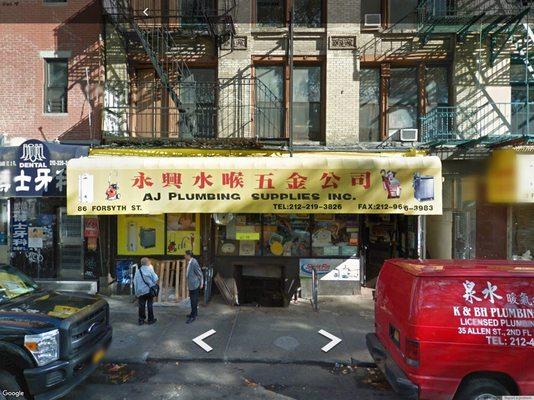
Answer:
[{"left": 103, "top": 294, "right": 375, "bottom": 366}]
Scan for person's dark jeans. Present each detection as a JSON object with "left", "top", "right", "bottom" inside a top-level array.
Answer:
[
  {"left": 189, "top": 288, "right": 200, "bottom": 318},
  {"left": 138, "top": 293, "right": 155, "bottom": 322}
]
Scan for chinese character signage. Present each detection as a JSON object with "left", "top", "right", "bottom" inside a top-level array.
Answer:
[
  {"left": 67, "top": 155, "right": 443, "bottom": 215},
  {"left": 0, "top": 140, "right": 88, "bottom": 197},
  {"left": 454, "top": 279, "right": 533, "bottom": 347}
]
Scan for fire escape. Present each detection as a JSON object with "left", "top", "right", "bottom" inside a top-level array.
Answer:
[
  {"left": 103, "top": 0, "right": 284, "bottom": 140},
  {"left": 417, "top": 0, "right": 534, "bottom": 157}
]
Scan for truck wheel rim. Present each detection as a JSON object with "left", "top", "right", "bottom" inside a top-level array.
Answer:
[{"left": 475, "top": 395, "right": 498, "bottom": 400}]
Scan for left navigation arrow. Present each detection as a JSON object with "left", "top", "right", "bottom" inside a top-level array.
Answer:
[
  {"left": 192, "top": 329, "right": 216, "bottom": 352},
  {"left": 143, "top": 7, "right": 149, "bottom": 16}
]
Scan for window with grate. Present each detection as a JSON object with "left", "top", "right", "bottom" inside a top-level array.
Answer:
[{"left": 44, "top": 59, "right": 68, "bottom": 113}]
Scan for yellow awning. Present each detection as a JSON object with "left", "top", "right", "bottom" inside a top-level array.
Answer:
[{"left": 67, "top": 155, "right": 442, "bottom": 215}]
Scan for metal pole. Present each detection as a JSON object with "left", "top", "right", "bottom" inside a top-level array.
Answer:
[
  {"left": 288, "top": 5, "right": 294, "bottom": 156},
  {"left": 417, "top": 215, "right": 426, "bottom": 259},
  {"left": 526, "top": 12, "right": 530, "bottom": 138}
]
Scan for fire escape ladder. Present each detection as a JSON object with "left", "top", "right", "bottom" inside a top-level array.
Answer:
[
  {"left": 205, "top": 0, "right": 236, "bottom": 48},
  {"left": 104, "top": 0, "right": 184, "bottom": 111},
  {"left": 487, "top": 7, "right": 531, "bottom": 67}
]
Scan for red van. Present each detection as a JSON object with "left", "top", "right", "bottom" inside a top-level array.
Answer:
[{"left": 366, "top": 259, "right": 534, "bottom": 400}]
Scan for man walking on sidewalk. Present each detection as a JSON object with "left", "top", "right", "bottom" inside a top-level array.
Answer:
[{"left": 185, "top": 250, "right": 203, "bottom": 324}]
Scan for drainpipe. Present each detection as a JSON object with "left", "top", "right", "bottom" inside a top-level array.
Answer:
[{"left": 288, "top": 5, "right": 294, "bottom": 156}]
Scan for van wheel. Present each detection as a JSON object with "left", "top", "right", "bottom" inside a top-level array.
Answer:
[
  {"left": 455, "top": 378, "right": 511, "bottom": 400},
  {"left": 0, "top": 370, "right": 27, "bottom": 400}
]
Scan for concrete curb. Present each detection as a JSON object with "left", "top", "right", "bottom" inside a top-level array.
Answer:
[{"left": 103, "top": 356, "right": 377, "bottom": 369}]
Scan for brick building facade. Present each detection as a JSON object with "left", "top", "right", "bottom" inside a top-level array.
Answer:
[{"left": 0, "top": 0, "right": 102, "bottom": 145}]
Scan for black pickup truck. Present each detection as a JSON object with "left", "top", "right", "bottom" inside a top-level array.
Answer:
[{"left": 0, "top": 264, "right": 112, "bottom": 400}]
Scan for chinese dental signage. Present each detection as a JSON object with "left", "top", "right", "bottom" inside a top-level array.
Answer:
[
  {"left": 0, "top": 140, "right": 88, "bottom": 197},
  {"left": 67, "top": 155, "right": 442, "bottom": 215}
]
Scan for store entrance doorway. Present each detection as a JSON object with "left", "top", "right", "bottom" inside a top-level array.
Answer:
[{"left": 361, "top": 215, "right": 420, "bottom": 286}]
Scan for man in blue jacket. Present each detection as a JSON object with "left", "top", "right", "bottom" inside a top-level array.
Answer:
[{"left": 185, "top": 250, "right": 203, "bottom": 324}]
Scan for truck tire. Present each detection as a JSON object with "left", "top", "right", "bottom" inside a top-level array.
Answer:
[
  {"left": 0, "top": 370, "right": 27, "bottom": 400},
  {"left": 455, "top": 378, "right": 511, "bottom": 400}
]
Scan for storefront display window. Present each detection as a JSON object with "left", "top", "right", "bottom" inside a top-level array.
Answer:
[
  {"left": 511, "top": 205, "right": 534, "bottom": 259},
  {"left": 216, "top": 213, "right": 359, "bottom": 258},
  {"left": 0, "top": 199, "right": 8, "bottom": 264},
  {"left": 216, "top": 214, "right": 261, "bottom": 256},
  {"left": 11, "top": 198, "right": 60, "bottom": 279},
  {"left": 117, "top": 215, "right": 166, "bottom": 256},
  {"left": 166, "top": 213, "right": 201, "bottom": 255},
  {"left": 262, "top": 214, "right": 310, "bottom": 256},
  {"left": 312, "top": 214, "right": 359, "bottom": 257}
]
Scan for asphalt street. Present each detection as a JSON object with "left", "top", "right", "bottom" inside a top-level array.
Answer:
[{"left": 65, "top": 360, "right": 401, "bottom": 400}]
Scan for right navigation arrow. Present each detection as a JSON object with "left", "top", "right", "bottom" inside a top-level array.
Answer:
[{"left": 318, "top": 329, "right": 342, "bottom": 353}]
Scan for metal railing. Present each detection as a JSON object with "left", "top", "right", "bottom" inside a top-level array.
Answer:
[
  {"left": 104, "top": 0, "right": 235, "bottom": 37},
  {"left": 103, "top": 77, "right": 285, "bottom": 140},
  {"left": 420, "top": 102, "right": 534, "bottom": 143},
  {"left": 417, "top": 0, "right": 530, "bottom": 24}
]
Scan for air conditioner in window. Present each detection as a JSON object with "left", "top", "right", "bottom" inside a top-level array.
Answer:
[
  {"left": 400, "top": 128, "right": 419, "bottom": 142},
  {"left": 364, "top": 14, "right": 381, "bottom": 29}
]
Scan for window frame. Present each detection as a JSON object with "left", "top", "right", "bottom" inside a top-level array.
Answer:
[
  {"left": 252, "top": 56, "right": 326, "bottom": 143},
  {"left": 254, "top": 0, "right": 326, "bottom": 27},
  {"left": 43, "top": 0, "right": 68, "bottom": 5},
  {"left": 44, "top": 58, "right": 69, "bottom": 114},
  {"left": 360, "top": 0, "right": 421, "bottom": 30},
  {"left": 359, "top": 61, "right": 451, "bottom": 141}
]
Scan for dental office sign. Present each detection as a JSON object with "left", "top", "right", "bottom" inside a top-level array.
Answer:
[{"left": 0, "top": 140, "right": 88, "bottom": 197}]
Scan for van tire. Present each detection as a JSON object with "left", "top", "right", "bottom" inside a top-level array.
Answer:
[
  {"left": 455, "top": 378, "right": 511, "bottom": 400},
  {"left": 0, "top": 370, "right": 27, "bottom": 400}
]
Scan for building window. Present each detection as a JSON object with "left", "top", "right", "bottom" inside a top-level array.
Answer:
[
  {"left": 256, "top": 0, "right": 323, "bottom": 26},
  {"left": 388, "top": 0, "right": 417, "bottom": 28},
  {"left": 510, "top": 56, "right": 534, "bottom": 135},
  {"left": 255, "top": 65, "right": 285, "bottom": 138},
  {"left": 180, "top": 68, "right": 217, "bottom": 138},
  {"left": 359, "top": 68, "right": 380, "bottom": 142},
  {"left": 294, "top": 0, "right": 322, "bottom": 27},
  {"left": 387, "top": 67, "right": 418, "bottom": 135},
  {"left": 44, "top": 59, "right": 68, "bottom": 113},
  {"left": 256, "top": 0, "right": 285, "bottom": 26},
  {"left": 360, "top": 0, "right": 381, "bottom": 28},
  {"left": 359, "top": 63, "right": 449, "bottom": 141},
  {"left": 181, "top": 0, "right": 216, "bottom": 27},
  {"left": 293, "top": 65, "right": 322, "bottom": 143},
  {"left": 255, "top": 62, "right": 324, "bottom": 143},
  {"left": 425, "top": 66, "right": 449, "bottom": 113}
]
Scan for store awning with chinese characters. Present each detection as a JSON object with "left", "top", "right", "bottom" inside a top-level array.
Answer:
[{"left": 67, "top": 155, "right": 443, "bottom": 215}]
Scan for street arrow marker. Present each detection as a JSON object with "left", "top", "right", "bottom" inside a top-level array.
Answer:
[
  {"left": 193, "top": 329, "right": 216, "bottom": 352},
  {"left": 318, "top": 329, "right": 341, "bottom": 353},
  {"left": 143, "top": 7, "right": 149, "bottom": 16}
]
